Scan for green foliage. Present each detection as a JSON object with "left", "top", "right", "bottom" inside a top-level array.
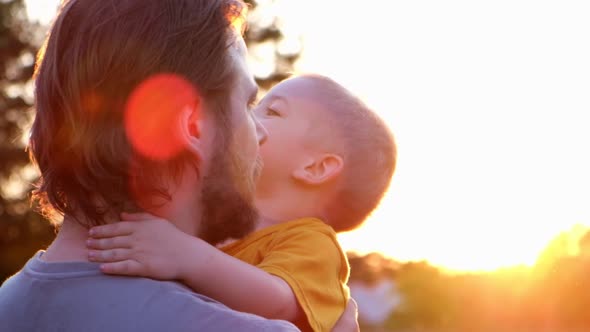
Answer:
[{"left": 390, "top": 261, "right": 455, "bottom": 330}]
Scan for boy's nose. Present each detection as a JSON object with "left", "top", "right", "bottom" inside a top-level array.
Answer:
[{"left": 254, "top": 116, "right": 268, "bottom": 145}]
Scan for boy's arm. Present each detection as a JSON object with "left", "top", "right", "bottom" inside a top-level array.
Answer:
[{"left": 87, "top": 213, "right": 301, "bottom": 321}]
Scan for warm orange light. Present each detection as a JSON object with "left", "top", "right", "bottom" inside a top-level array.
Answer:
[
  {"left": 228, "top": 3, "right": 248, "bottom": 35},
  {"left": 124, "top": 73, "right": 197, "bottom": 160}
]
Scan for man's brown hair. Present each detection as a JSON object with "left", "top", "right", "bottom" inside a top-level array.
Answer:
[{"left": 29, "top": 0, "right": 247, "bottom": 226}]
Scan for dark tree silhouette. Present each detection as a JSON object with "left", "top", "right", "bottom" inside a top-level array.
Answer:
[
  {"left": 245, "top": 0, "right": 301, "bottom": 90},
  {"left": 0, "top": 0, "right": 54, "bottom": 282}
]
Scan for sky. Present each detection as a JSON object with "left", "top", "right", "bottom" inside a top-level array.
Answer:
[{"left": 25, "top": 0, "right": 590, "bottom": 272}]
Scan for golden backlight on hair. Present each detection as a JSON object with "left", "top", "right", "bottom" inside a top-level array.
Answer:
[
  {"left": 228, "top": 2, "right": 248, "bottom": 35},
  {"left": 34, "top": 49, "right": 44, "bottom": 78}
]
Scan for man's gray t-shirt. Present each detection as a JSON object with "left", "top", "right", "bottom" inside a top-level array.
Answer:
[{"left": 0, "top": 251, "right": 299, "bottom": 332}]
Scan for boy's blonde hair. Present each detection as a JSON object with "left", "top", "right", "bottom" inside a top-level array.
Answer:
[{"left": 301, "top": 74, "right": 397, "bottom": 232}]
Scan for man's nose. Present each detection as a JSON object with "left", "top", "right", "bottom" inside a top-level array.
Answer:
[{"left": 254, "top": 116, "right": 268, "bottom": 145}]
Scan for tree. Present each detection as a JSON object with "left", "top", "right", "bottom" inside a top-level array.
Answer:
[
  {"left": 0, "top": 0, "right": 300, "bottom": 282},
  {"left": 0, "top": 0, "right": 54, "bottom": 282},
  {"left": 245, "top": 0, "right": 301, "bottom": 90}
]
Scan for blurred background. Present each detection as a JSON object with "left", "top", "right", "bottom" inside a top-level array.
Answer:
[{"left": 2, "top": 0, "right": 590, "bottom": 331}]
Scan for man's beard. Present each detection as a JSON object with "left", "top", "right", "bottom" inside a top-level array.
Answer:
[{"left": 198, "top": 140, "right": 261, "bottom": 245}]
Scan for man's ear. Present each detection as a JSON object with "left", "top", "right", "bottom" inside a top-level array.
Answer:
[
  {"left": 292, "top": 154, "right": 344, "bottom": 186},
  {"left": 177, "top": 101, "right": 204, "bottom": 162}
]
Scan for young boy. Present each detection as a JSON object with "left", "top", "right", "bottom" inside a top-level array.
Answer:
[{"left": 86, "top": 74, "right": 397, "bottom": 332}]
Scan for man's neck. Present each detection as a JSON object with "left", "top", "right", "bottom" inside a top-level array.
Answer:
[
  {"left": 152, "top": 169, "right": 203, "bottom": 237},
  {"left": 42, "top": 216, "right": 94, "bottom": 262},
  {"left": 40, "top": 171, "right": 204, "bottom": 263}
]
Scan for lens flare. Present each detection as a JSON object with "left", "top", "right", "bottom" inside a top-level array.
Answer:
[{"left": 125, "top": 74, "right": 197, "bottom": 160}]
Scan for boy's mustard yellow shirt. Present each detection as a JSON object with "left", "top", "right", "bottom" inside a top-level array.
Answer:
[{"left": 221, "top": 217, "right": 350, "bottom": 332}]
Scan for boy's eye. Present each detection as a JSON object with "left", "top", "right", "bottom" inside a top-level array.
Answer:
[{"left": 267, "top": 108, "right": 280, "bottom": 117}]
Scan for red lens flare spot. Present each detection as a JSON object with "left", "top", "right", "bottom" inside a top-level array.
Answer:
[{"left": 125, "top": 74, "right": 198, "bottom": 160}]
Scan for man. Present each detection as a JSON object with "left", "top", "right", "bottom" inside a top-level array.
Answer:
[{"left": 0, "top": 0, "right": 295, "bottom": 330}]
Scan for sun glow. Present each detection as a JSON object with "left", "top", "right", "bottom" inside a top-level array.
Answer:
[{"left": 278, "top": 0, "right": 590, "bottom": 272}]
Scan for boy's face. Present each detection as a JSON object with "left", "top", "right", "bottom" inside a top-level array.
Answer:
[{"left": 252, "top": 77, "right": 328, "bottom": 197}]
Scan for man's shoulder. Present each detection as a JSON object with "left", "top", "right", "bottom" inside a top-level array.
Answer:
[{"left": 1, "top": 267, "right": 299, "bottom": 332}]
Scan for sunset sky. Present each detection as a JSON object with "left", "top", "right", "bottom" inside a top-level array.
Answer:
[{"left": 25, "top": 0, "right": 590, "bottom": 272}]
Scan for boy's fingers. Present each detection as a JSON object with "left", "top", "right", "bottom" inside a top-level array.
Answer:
[
  {"left": 100, "top": 260, "right": 144, "bottom": 276},
  {"left": 88, "top": 248, "right": 133, "bottom": 263},
  {"left": 86, "top": 236, "right": 133, "bottom": 250},
  {"left": 121, "top": 212, "right": 158, "bottom": 221},
  {"left": 88, "top": 222, "right": 136, "bottom": 238},
  {"left": 347, "top": 298, "right": 359, "bottom": 319}
]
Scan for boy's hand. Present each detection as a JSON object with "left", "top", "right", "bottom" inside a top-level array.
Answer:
[
  {"left": 332, "top": 298, "right": 359, "bottom": 332},
  {"left": 87, "top": 213, "right": 195, "bottom": 280}
]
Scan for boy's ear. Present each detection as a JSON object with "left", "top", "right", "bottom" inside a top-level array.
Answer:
[
  {"left": 177, "top": 100, "right": 204, "bottom": 162},
  {"left": 292, "top": 154, "right": 344, "bottom": 186}
]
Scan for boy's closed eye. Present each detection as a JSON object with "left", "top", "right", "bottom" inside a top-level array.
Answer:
[{"left": 266, "top": 107, "right": 280, "bottom": 117}]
